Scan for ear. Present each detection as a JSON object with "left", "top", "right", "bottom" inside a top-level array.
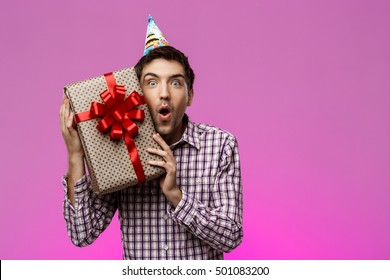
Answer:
[{"left": 187, "top": 89, "right": 194, "bottom": 106}]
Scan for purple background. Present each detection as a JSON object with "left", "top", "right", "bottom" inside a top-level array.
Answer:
[{"left": 0, "top": 0, "right": 389, "bottom": 260}]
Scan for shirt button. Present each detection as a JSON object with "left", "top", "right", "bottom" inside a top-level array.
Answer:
[
  {"left": 163, "top": 214, "right": 169, "bottom": 220},
  {"left": 151, "top": 189, "right": 156, "bottom": 195},
  {"left": 196, "top": 178, "right": 202, "bottom": 183},
  {"left": 164, "top": 244, "right": 169, "bottom": 251}
]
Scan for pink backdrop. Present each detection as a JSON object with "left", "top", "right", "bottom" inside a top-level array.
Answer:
[{"left": 1, "top": 0, "right": 389, "bottom": 259}]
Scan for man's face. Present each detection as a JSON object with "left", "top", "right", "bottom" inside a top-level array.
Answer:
[{"left": 140, "top": 58, "right": 193, "bottom": 145}]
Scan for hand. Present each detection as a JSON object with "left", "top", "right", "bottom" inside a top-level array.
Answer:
[
  {"left": 147, "top": 133, "right": 182, "bottom": 207},
  {"left": 60, "top": 94, "right": 85, "bottom": 206},
  {"left": 59, "top": 94, "right": 84, "bottom": 160}
]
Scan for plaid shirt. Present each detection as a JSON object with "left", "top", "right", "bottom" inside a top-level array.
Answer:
[{"left": 62, "top": 119, "right": 243, "bottom": 260}]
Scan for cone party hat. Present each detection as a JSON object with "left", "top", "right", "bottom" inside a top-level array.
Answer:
[{"left": 144, "top": 15, "right": 169, "bottom": 56}]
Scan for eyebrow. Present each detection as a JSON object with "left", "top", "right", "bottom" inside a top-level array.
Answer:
[{"left": 143, "top": 72, "right": 186, "bottom": 80}]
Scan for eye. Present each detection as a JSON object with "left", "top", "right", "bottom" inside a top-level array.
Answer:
[
  {"left": 147, "top": 80, "right": 157, "bottom": 86},
  {"left": 171, "top": 80, "right": 182, "bottom": 87}
]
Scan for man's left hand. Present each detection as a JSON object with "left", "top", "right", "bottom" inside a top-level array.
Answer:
[{"left": 147, "top": 133, "right": 182, "bottom": 208}]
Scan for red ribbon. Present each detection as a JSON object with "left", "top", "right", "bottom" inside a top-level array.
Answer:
[{"left": 75, "top": 73, "right": 146, "bottom": 184}]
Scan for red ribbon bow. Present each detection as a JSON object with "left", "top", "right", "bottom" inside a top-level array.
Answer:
[{"left": 75, "top": 73, "right": 146, "bottom": 184}]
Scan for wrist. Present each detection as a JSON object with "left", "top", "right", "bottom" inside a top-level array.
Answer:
[
  {"left": 67, "top": 153, "right": 86, "bottom": 187},
  {"left": 68, "top": 153, "right": 84, "bottom": 164},
  {"left": 163, "top": 187, "right": 182, "bottom": 208}
]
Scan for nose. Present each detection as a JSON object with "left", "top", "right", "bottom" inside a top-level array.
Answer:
[{"left": 159, "top": 82, "right": 170, "bottom": 100}]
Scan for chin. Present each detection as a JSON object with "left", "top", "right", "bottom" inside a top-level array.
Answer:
[{"left": 156, "top": 126, "right": 172, "bottom": 136}]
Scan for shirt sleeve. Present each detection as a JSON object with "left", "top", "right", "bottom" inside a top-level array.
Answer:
[
  {"left": 62, "top": 174, "right": 118, "bottom": 247},
  {"left": 168, "top": 136, "right": 243, "bottom": 253}
]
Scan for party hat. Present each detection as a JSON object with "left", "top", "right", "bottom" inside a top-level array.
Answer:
[{"left": 144, "top": 15, "right": 169, "bottom": 56}]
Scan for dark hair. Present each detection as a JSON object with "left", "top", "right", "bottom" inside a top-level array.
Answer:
[{"left": 135, "top": 46, "right": 195, "bottom": 91}]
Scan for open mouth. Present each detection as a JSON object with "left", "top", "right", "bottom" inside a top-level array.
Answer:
[
  {"left": 159, "top": 108, "right": 170, "bottom": 116},
  {"left": 158, "top": 106, "right": 172, "bottom": 120}
]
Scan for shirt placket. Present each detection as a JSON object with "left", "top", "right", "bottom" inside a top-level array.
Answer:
[{"left": 159, "top": 190, "right": 171, "bottom": 259}]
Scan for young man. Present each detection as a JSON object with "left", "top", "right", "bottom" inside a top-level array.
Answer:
[{"left": 60, "top": 46, "right": 243, "bottom": 260}]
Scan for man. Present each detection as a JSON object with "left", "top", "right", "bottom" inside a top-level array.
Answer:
[{"left": 60, "top": 46, "right": 243, "bottom": 260}]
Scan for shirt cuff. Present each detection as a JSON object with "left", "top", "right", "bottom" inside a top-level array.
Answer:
[
  {"left": 168, "top": 190, "right": 197, "bottom": 227},
  {"left": 62, "top": 174, "right": 91, "bottom": 211}
]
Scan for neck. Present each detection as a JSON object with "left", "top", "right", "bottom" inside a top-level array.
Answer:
[
  {"left": 162, "top": 115, "right": 188, "bottom": 145},
  {"left": 164, "top": 123, "right": 185, "bottom": 146}
]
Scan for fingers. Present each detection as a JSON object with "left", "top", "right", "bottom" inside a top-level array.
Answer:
[
  {"left": 66, "top": 111, "right": 74, "bottom": 129},
  {"left": 146, "top": 147, "right": 169, "bottom": 158},
  {"left": 60, "top": 95, "right": 74, "bottom": 134},
  {"left": 148, "top": 160, "right": 168, "bottom": 169},
  {"left": 148, "top": 159, "right": 176, "bottom": 175},
  {"left": 153, "top": 133, "right": 170, "bottom": 151},
  {"left": 148, "top": 134, "right": 175, "bottom": 160},
  {"left": 147, "top": 134, "right": 177, "bottom": 173},
  {"left": 63, "top": 98, "right": 70, "bottom": 126},
  {"left": 151, "top": 133, "right": 175, "bottom": 158},
  {"left": 147, "top": 147, "right": 174, "bottom": 168},
  {"left": 60, "top": 96, "right": 66, "bottom": 133}
]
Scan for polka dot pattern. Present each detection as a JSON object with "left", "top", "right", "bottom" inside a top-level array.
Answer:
[{"left": 64, "top": 67, "right": 165, "bottom": 194}]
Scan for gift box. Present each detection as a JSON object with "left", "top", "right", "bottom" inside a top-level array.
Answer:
[{"left": 64, "top": 67, "right": 165, "bottom": 195}]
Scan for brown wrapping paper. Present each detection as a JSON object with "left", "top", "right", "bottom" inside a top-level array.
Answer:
[{"left": 64, "top": 67, "right": 165, "bottom": 194}]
